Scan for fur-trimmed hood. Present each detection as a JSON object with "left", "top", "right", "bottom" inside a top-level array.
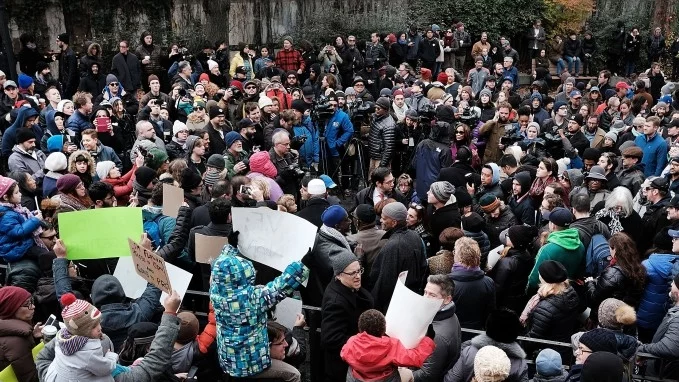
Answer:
[{"left": 67, "top": 150, "right": 96, "bottom": 176}]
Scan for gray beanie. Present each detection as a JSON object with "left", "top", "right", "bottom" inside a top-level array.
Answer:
[
  {"left": 332, "top": 251, "right": 358, "bottom": 276},
  {"left": 430, "top": 181, "right": 456, "bottom": 203},
  {"left": 605, "top": 131, "right": 618, "bottom": 143},
  {"left": 479, "top": 88, "right": 493, "bottom": 100},
  {"left": 382, "top": 202, "right": 407, "bottom": 222}
]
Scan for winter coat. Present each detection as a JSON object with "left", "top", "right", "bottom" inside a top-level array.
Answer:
[
  {"left": 638, "top": 305, "right": 679, "bottom": 360},
  {"left": 0, "top": 205, "right": 41, "bottom": 262},
  {"left": 450, "top": 267, "right": 496, "bottom": 330},
  {"left": 563, "top": 39, "right": 582, "bottom": 58},
  {"left": 413, "top": 305, "right": 461, "bottom": 382},
  {"left": 59, "top": 47, "right": 79, "bottom": 98},
  {"left": 321, "top": 279, "right": 374, "bottom": 382},
  {"left": 341, "top": 332, "right": 435, "bottom": 382},
  {"left": 465, "top": 229, "right": 490, "bottom": 267},
  {"left": 210, "top": 245, "right": 308, "bottom": 377},
  {"left": 527, "top": 286, "right": 581, "bottom": 341},
  {"left": 618, "top": 164, "right": 646, "bottom": 196},
  {"left": 527, "top": 228, "right": 585, "bottom": 289},
  {"left": 111, "top": 52, "right": 141, "bottom": 92},
  {"left": 484, "top": 207, "right": 517, "bottom": 248},
  {"left": 369, "top": 225, "right": 428, "bottom": 313},
  {"left": 569, "top": 216, "right": 611, "bottom": 250},
  {"left": 65, "top": 110, "right": 91, "bottom": 135},
  {"left": 489, "top": 248, "right": 533, "bottom": 313},
  {"left": 2, "top": 107, "right": 43, "bottom": 158},
  {"left": 369, "top": 113, "right": 396, "bottom": 165},
  {"left": 134, "top": 43, "right": 164, "bottom": 77},
  {"left": 428, "top": 203, "right": 462, "bottom": 253},
  {"left": 509, "top": 194, "right": 537, "bottom": 227},
  {"left": 292, "top": 116, "right": 320, "bottom": 167},
  {"left": 353, "top": 185, "right": 407, "bottom": 209},
  {"left": 37, "top": 314, "right": 181, "bottom": 382},
  {"left": 44, "top": 332, "right": 117, "bottom": 382},
  {"left": 418, "top": 38, "right": 441, "bottom": 63},
  {"left": 78, "top": 67, "right": 107, "bottom": 96},
  {"left": 413, "top": 125, "right": 454, "bottom": 198},
  {"left": 437, "top": 162, "right": 476, "bottom": 190},
  {"left": 479, "top": 120, "right": 505, "bottom": 163},
  {"left": 586, "top": 264, "right": 644, "bottom": 315},
  {"left": 0, "top": 318, "right": 38, "bottom": 382},
  {"left": 638, "top": 253, "right": 679, "bottom": 331},
  {"left": 323, "top": 109, "right": 354, "bottom": 157},
  {"left": 300, "top": 226, "right": 352, "bottom": 307},
  {"left": 296, "top": 197, "right": 330, "bottom": 229},
  {"left": 640, "top": 196, "right": 672, "bottom": 254},
  {"left": 8, "top": 146, "right": 46, "bottom": 185},
  {"left": 444, "top": 334, "right": 528, "bottom": 382},
  {"left": 636, "top": 133, "right": 668, "bottom": 176}
]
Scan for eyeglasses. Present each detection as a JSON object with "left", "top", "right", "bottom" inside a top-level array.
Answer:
[
  {"left": 410, "top": 203, "right": 423, "bottom": 210},
  {"left": 245, "top": 86, "right": 257, "bottom": 90},
  {"left": 576, "top": 346, "right": 592, "bottom": 355},
  {"left": 342, "top": 267, "right": 364, "bottom": 277},
  {"left": 21, "top": 298, "right": 34, "bottom": 309},
  {"left": 109, "top": 82, "right": 119, "bottom": 87}
]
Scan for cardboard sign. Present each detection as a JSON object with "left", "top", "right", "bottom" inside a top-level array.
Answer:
[
  {"left": 113, "top": 256, "right": 193, "bottom": 307},
  {"left": 162, "top": 183, "right": 184, "bottom": 218},
  {"left": 128, "top": 238, "right": 172, "bottom": 294},
  {"left": 195, "top": 234, "right": 228, "bottom": 265},
  {"left": 60, "top": 208, "right": 143, "bottom": 260}
]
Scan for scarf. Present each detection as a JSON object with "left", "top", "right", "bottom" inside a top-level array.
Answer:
[
  {"left": 320, "top": 224, "right": 351, "bottom": 251},
  {"left": 520, "top": 293, "right": 541, "bottom": 325},
  {"left": 529, "top": 176, "right": 556, "bottom": 200},
  {"left": 594, "top": 208, "right": 625, "bottom": 234},
  {"left": 392, "top": 101, "right": 408, "bottom": 122},
  {"left": 133, "top": 180, "right": 153, "bottom": 203},
  {"left": 57, "top": 328, "right": 91, "bottom": 356},
  {"left": 412, "top": 223, "right": 426, "bottom": 236},
  {"left": 172, "top": 135, "right": 188, "bottom": 149},
  {"left": 59, "top": 193, "right": 90, "bottom": 211},
  {"left": 0, "top": 202, "right": 46, "bottom": 249}
]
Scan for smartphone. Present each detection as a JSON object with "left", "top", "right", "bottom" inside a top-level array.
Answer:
[
  {"left": 45, "top": 314, "right": 57, "bottom": 327},
  {"left": 239, "top": 185, "right": 252, "bottom": 195},
  {"left": 95, "top": 116, "right": 110, "bottom": 133}
]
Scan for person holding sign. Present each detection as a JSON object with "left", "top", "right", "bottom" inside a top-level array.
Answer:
[{"left": 210, "top": 231, "right": 310, "bottom": 378}]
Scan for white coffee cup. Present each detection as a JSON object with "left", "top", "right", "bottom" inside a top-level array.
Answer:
[
  {"left": 144, "top": 55, "right": 150, "bottom": 62},
  {"left": 42, "top": 325, "right": 57, "bottom": 343}
]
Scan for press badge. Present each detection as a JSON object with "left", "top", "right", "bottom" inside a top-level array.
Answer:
[{"left": 409, "top": 137, "right": 414, "bottom": 146}]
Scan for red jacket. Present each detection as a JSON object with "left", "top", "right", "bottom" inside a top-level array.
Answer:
[
  {"left": 341, "top": 332, "right": 435, "bottom": 381},
  {"left": 103, "top": 164, "right": 136, "bottom": 204}
]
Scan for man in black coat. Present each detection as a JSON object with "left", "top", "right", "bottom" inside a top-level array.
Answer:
[
  {"left": 353, "top": 166, "right": 407, "bottom": 210},
  {"left": 369, "top": 202, "right": 428, "bottom": 313},
  {"left": 189, "top": 180, "right": 231, "bottom": 229},
  {"left": 296, "top": 179, "right": 331, "bottom": 228},
  {"left": 111, "top": 40, "right": 141, "bottom": 93},
  {"left": 205, "top": 106, "right": 228, "bottom": 157},
  {"left": 57, "top": 33, "right": 78, "bottom": 99},
  {"left": 78, "top": 62, "right": 106, "bottom": 97},
  {"left": 563, "top": 114, "right": 590, "bottom": 158},
  {"left": 427, "top": 181, "right": 462, "bottom": 253}
]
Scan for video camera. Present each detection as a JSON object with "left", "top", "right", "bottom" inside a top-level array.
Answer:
[
  {"left": 346, "top": 98, "right": 375, "bottom": 122},
  {"left": 310, "top": 96, "right": 335, "bottom": 131}
]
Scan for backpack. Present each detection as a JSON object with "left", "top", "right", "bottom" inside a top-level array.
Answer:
[
  {"left": 143, "top": 214, "right": 166, "bottom": 249},
  {"left": 586, "top": 233, "right": 612, "bottom": 277}
]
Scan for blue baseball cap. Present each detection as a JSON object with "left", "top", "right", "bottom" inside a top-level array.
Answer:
[{"left": 319, "top": 174, "right": 337, "bottom": 189}]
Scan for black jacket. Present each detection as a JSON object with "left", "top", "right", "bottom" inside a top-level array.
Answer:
[
  {"left": 527, "top": 286, "right": 580, "bottom": 342},
  {"left": 641, "top": 196, "right": 672, "bottom": 254},
  {"left": 296, "top": 197, "right": 330, "bottom": 228},
  {"left": 368, "top": 113, "right": 396, "bottom": 165},
  {"left": 321, "top": 279, "right": 374, "bottom": 382},
  {"left": 353, "top": 185, "right": 407, "bottom": 210},
  {"left": 585, "top": 265, "right": 644, "bottom": 317},
  {"left": 509, "top": 195, "right": 536, "bottom": 226},
  {"left": 413, "top": 305, "right": 461, "bottom": 382},
  {"left": 301, "top": 229, "right": 353, "bottom": 308},
  {"left": 369, "top": 225, "right": 428, "bottom": 313},
  {"left": 428, "top": 203, "right": 462, "bottom": 253},
  {"left": 205, "top": 123, "right": 227, "bottom": 157},
  {"left": 438, "top": 163, "right": 476, "bottom": 189},
  {"left": 450, "top": 268, "right": 496, "bottom": 330},
  {"left": 488, "top": 248, "right": 533, "bottom": 314},
  {"left": 157, "top": 206, "right": 193, "bottom": 264},
  {"left": 484, "top": 207, "right": 517, "bottom": 248}
]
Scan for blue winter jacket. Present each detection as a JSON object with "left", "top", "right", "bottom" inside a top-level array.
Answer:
[
  {"left": 323, "top": 110, "right": 354, "bottom": 157},
  {"left": 293, "top": 116, "right": 320, "bottom": 167},
  {"left": 2, "top": 107, "right": 43, "bottom": 158},
  {"left": 635, "top": 133, "right": 668, "bottom": 176},
  {"left": 65, "top": 109, "right": 92, "bottom": 134},
  {"left": 638, "top": 253, "right": 679, "bottom": 330},
  {"left": 0, "top": 205, "right": 41, "bottom": 262}
]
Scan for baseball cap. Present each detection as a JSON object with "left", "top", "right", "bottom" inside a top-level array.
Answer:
[
  {"left": 615, "top": 81, "right": 630, "bottom": 90},
  {"left": 548, "top": 207, "right": 574, "bottom": 227},
  {"left": 669, "top": 195, "right": 679, "bottom": 208},
  {"left": 569, "top": 90, "right": 582, "bottom": 98},
  {"left": 319, "top": 174, "right": 337, "bottom": 189},
  {"left": 3, "top": 80, "right": 17, "bottom": 89},
  {"left": 413, "top": 80, "right": 425, "bottom": 87},
  {"left": 649, "top": 177, "right": 669, "bottom": 192},
  {"left": 590, "top": 86, "right": 600, "bottom": 92}
]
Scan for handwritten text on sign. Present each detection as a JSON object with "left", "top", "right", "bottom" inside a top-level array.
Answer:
[{"left": 128, "top": 238, "right": 172, "bottom": 294}]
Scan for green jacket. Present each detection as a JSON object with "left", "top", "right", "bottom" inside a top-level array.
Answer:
[
  {"left": 224, "top": 150, "right": 250, "bottom": 180},
  {"left": 527, "top": 228, "right": 585, "bottom": 289}
]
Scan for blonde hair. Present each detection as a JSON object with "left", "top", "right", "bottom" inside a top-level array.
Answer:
[
  {"left": 251, "top": 178, "right": 271, "bottom": 200},
  {"left": 277, "top": 194, "right": 297, "bottom": 212},
  {"left": 538, "top": 276, "right": 570, "bottom": 298},
  {"left": 454, "top": 237, "right": 481, "bottom": 267}
]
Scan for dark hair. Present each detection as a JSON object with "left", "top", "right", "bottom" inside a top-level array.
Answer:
[
  {"left": 211, "top": 180, "right": 231, "bottom": 199},
  {"left": 499, "top": 154, "right": 518, "bottom": 168},
  {"left": 440, "top": 227, "right": 464, "bottom": 251},
  {"left": 208, "top": 198, "right": 231, "bottom": 224},
  {"left": 266, "top": 321, "right": 287, "bottom": 344},
  {"left": 371, "top": 167, "right": 391, "bottom": 184},
  {"left": 609, "top": 232, "right": 646, "bottom": 289},
  {"left": 88, "top": 181, "right": 114, "bottom": 203},
  {"left": 358, "top": 309, "right": 386, "bottom": 337},
  {"left": 1, "top": 183, "right": 18, "bottom": 201},
  {"left": 7, "top": 171, "right": 31, "bottom": 192},
  {"left": 541, "top": 157, "right": 559, "bottom": 178},
  {"left": 571, "top": 193, "right": 591, "bottom": 213},
  {"left": 231, "top": 176, "right": 251, "bottom": 196},
  {"left": 517, "top": 105, "right": 531, "bottom": 117},
  {"left": 150, "top": 182, "right": 164, "bottom": 206}
]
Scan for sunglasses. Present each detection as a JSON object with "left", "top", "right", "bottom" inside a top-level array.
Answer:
[
  {"left": 287, "top": 76, "right": 296, "bottom": 79},
  {"left": 109, "top": 82, "right": 119, "bottom": 86},
  {"left": 245, "top": 86, "right": 257, "bottom": 90},
  {"left": 410, "top": 202, "right": 424, "bottom": 210},
  {"left": 194, "top": 106, "right": 204, "bottom": 111},
  {"left": 456, "top": 130, "right": 465, "bottom": 134}
]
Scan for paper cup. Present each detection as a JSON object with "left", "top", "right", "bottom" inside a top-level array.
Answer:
[{"left": 42, "top": 325, "right": 57, "bottom": 343}]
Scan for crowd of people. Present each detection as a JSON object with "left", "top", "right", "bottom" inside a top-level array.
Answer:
[{"left": 0, "top": 18, "right": 679, "bottom": 382}]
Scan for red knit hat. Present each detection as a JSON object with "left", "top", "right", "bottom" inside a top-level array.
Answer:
[
  {"left": 0, "top": 176, "right": 16, "bottom": 199},
  {"left": 199, "top": 73, "right": 210, "bottom": 83},
  {"left": 437, "top": 72, "right": 449, "bottom": 83},
  {"left": 61, "top": 293, "right": 102, "bottom": 337},
  {"left": 0, "top": 286, "right": 31, "bottom": 319},
  {"left": 249, "top": 151, "right": 278, "bottom": 179},
  {"left": 420, "top": 68, "right": 432, "bottom": 81}
]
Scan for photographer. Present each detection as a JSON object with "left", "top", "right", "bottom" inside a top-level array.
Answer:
[
  {"left": 269, "top": 130, "right": 303, "bottom": 196},
  {"left": 322, "top": 92, "right": 354, "bottom": 186},
  {"left": 292, "top": 100, "right": 319, "bottom": 170},
  {"left": 224, "top": 131, "right": 250, "bottom": 179}
]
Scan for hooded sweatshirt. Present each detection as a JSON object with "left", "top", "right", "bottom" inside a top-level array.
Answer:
[
  {"left": 2, "top": 107, "right": 43, "bottom": 157},
  {"left": 527, "top": 228, "right": 585, "bottom": 289},
  {"left": 341, "top": 332, "right": 434, "bottom": 381}
]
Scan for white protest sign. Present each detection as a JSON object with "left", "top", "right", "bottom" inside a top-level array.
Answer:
[
  {"left": 486, "top": 245, "right": 505, "bottom": 271},
  {"left": 128, "top": 239, "right": 172, "bottom": 294},
  {"left": 195, "top": 234, "right": 228, "bottom": 265},
  {"left": 114, "top": 256, "right": 193, "bottom": 307},
  {"left": 162, "top": 183, "right": 184, "bottom": 218},
  {"left": 231, "top": 207, "right": 317, "bottom": 271},
  {"left": 274, "top": 297, "right": 303, "bottom": 330},
  {"left": 385, "top": 271, "right": 442, "bottom": 349}
]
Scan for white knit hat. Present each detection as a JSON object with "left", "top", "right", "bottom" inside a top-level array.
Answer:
[
  {"left": 474, "top": 346, "right": 511, "bottom": 382},
  {"left": 173, "top": 120, "right": 189, "bottom": 136},
  {"left": 45, "top": 152, "right": 68, "bottom": 172},
  {"left": 207, "top": 59, "right": 218, "bottom": 71},
  {"left": 258, "top": 95, "right": 273, "bottom": 109},
  {"left": 96, "top": 161, "right": 117, "bottom": 180}
]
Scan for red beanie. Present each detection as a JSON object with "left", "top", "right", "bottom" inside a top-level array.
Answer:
[
  {"left": 437, "top": 72, "right": 449, "bottom": 83},
  {"left": 0, "top": 286, "right": 31, "bottom": 319},
  {"left": 249, "top": 151, "right": 278, "bottom": 179},
  {"left": 420, "top": 68, "right": 432, "bottom": 81},
  {"left": 199, "top": 73, "right": 210, "bottom": 83},
  {"left": 56, "top": 174, "right": 82, "bottom": 194}
]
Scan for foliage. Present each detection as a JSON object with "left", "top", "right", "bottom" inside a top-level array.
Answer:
[
  {"left": 542, "top": 0, "right": 595, "bottom": 37},
  {"left": 407, "top": 0, "right": 546, "bottom": 42}
]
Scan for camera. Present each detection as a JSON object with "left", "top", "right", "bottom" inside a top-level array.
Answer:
[
  {"left": 347, "top": 98, "right": 375, "bottom": 121},
  {"left": 228, "top": 86, "right": 243, "bottom": 100},
  {"left": 311, "top": 96, "right": 335, "bottom": 122},
  {"left": 291, "top": 135, "right": 307, "bottom": 150},
  {"left": 286, "top": 163, "right": 307, "bottom": 179},
  {"left": 418, "top": 103, "right": 437, "bottom": 123}
]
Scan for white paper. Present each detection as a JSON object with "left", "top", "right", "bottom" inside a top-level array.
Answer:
[
  {"left": 231, "top": 207, "right": 317, "bottom": 271},
  {"left": 486, "top": 245, "right": 505, "bottom": 271},
  {"left": 113, "top": 256, "right": 193, "bottom": 306},
  {"left": 274, "top": 297, "right": 303, "bottom": 330},
  {"left": 385, "top": 271, "right": 442, "bottom": 349}
]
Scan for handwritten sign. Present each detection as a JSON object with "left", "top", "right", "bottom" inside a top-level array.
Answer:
[
  {"left": 162, "top": 183, "right": 184, "bottom": 218},
  {"left": 195, "top": 234, "right": 229, "bottom": 265},
  {"left": 128, "top": 238, "right": 172, "bottom": 294},
  {"left": 113, "top": 256, "right": 192, "bottom": 307},
  {"left": 231, "top": 207, "right": 317, "bottom": 271},
  {"left": 385, "top": 272, "right": 442, "bottom": 349}
]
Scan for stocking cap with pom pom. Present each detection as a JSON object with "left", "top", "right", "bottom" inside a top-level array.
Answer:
[{"left": 61, "top": 292, "right": 102, "bottom": 338}]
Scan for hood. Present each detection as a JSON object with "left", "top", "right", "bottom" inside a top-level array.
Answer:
[
  {"left": 171, "top": 342, "right": 196, "bottom": 373},
  {"left": 212, "top": 246, "right": 256, "bottom": 288},
  {"left": 249, "top": 151, "right": 278, "bottom": 178},
  {"left": 87, "top": 42, "right": 101, "bottom": 57},
  {"left": 514, "top": 171, "right": 532, "bottom": 195},
  {"left": 430, "top": 121, "right": 453, "bottom": 144},
  {"left": 486, "top": 163, "right": 500, "bottom": 185},
  {"left": 45, "top": 109, "right": 60, "bottom": 135},
  {"left": 185, "top": 135, "right": 200, "bottom": 158},
  {"left": 534, "top": 371, "right": 569, "bottom": 382},
  {"left": 67, "top": 150, "right": 96, "bottom": 176},
  {"left": 91, "top": 274, "right": 126, "bottom": 307},
  {"left": 9, "top": 107, "right": 39, "bottom": 131},
  {"left": 547, "top": 228, "right": 582, "bottom": 251},
  {"left": 470, "top": 333, "right": 526, "bottom": 358}
]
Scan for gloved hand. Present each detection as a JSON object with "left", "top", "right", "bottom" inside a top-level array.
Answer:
[
  {"left": 228, "top": 231, "right": 240, "bottom": 247},
  {"left": 425, "top": 323, "right": 436, "bottom": 340},
  {"left": 301, "top": 247, "right": 313, "bottom": 268}
]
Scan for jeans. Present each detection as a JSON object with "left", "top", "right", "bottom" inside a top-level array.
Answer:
[
  {"left": 565, "top": 56, "right": 580, "bottom": 74},
  {"left": 555, "top": 59, "right": 566, "bottom": 75},
  {"left": 625, "top": 59, "right": 636, "bottom": 77}
]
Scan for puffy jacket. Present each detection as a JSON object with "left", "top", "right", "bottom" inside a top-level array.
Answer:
[
  {"left": 323, "top": 109, "right": 354, "bottom": 157},
  {"left": 585, "top": 264, "right": 644, "bottom": 314},
  {"left": 8, "top": 145, "right": 46, "bottom": 185},
  {"left": 342, "top": 332, "right": 435, "bottom": 381},
  {"left": 450, "top": 267, "right": 496, "bottom": 330},
  {"left": 413, "top": 305, "right": 462, "bottom": 382},
  {"left": 489, "top": 248, "right": 533, "bottom": 314},
  {"left": 527, "top": 228, "right": 585, "bottom": 289},
  {"left": 444, "top": 333, "right": 528, "bottom": 382},
  {"left": 527, "top": 286, "right": 580, "bottom": 341},
  {"left": 368, "top": 113, "right": 396, "bottom": 166},
  {"left": 465, "top": 229, "right": 490, "bottom": 267},
  {"left": 0, "top": 205, "right": 41, "bottom": 262},
  {"left": 413, "top": 122, "right": 454, "bottom": 198},
  {"left": 210, "top": 245, "right": 308, "bottom": 377},
  {"left": 640, "top": 197, "right": 672, "bottom": 254},
  {"left": 638, "top": 253, "right": 679, "bottom": 331},
  {"left": 0, "top": 318, "right": 38, "bottom": 382},
  {"left": 2, "top": 107, "right": 43, "bottom": 158},
  {"left": 5, "top": 258, "right": 41, "bottom": 293},
  {"left": 300, "top": 226, "right": 351, "bottom": 307},
  {"left": 65, "top": 109, "right": 92, "bottom": 134}
]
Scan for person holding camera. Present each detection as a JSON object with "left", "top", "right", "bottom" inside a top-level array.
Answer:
[
  {"left": 322, "top": 92, "right": 354, "bottom": 187},
  {"left": 269, "top": 130, "right": 303, "bottom": 196}
]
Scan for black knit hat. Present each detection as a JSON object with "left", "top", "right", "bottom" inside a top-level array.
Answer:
[
  {"left": 181, "top": 168, "right": 202, "bottom": 190},
  {"left": 462, "top": 212, "right": 485, "bottom": 233},
  {"left": 16, "top": 128, "right": 36, "bottom": 144},
  {"left": 579, "top": 328, "right": 618, "bottom": 354},
  {"left": 581, "top": 352, "right": 624, "bottom": 382},
  {"left": 507, "top": 225, "right": 537, "bottom": 250},
  {"left": 134, "top": 166, "right": 157, "bottom": 188},
  {"left": 485, "top": 309, "right": 521, "bottom": 343},
  {"left": 455, "top": 191, "right": 473, "bottom": 209},
  {"left": 539, "top": 260, "right": 568, "bottom": 283},
  {"left": 57, "top": 33, "right": 70, "bottom": 44}
]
